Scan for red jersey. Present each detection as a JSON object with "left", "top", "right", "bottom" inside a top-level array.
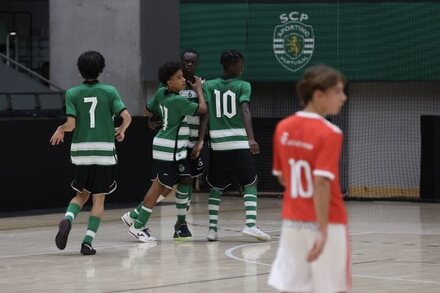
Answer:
[{"left": 273, "top": 111, "right": 347, "bottom": 224}]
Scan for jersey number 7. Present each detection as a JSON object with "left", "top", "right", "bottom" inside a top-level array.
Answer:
[{"left": 84, "top": 97, "right": 98, "bottom": 128}]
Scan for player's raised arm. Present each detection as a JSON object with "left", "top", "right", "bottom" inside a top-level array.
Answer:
[{"left": 50, "top": 116, "right": 76, "bottom": 145}]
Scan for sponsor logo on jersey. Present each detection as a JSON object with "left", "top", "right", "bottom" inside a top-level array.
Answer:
[
  {"left": 273, "top": 12, "right": 315, "bottom": 72},
  {"left": 280, "top": 131, "right": 314, "bottom": 150}
]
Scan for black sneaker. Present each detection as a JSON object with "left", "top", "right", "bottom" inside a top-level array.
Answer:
[
  {"left": 173, "top": 222, "right": 192, "bottom": 240},
  {"left": 80, "top": 243, "right": 96, "bottom": 255},
  {"left": 55, "top": 219, "right": 71, "bottom": 250}
]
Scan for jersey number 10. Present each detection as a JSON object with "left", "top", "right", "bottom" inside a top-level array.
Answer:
[
  {"left": 214, "top": 89, "right": 237, "bottom": 118},
  {"left": 288, "top": 159, "right": 314, "bottom": 198},
  {"left": 84, "top": 97, "right": 98, "bottom": 128}
]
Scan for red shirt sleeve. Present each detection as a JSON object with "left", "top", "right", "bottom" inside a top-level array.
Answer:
[{"left": 313, "top": 131, "right": 342, "bottom": 181}]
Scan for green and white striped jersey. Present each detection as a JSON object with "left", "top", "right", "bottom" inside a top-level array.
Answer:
[
  {"left": 203, "top": 78, "right": 251, "bottom": 151},
  {"left": 146, "top": 87, "right": 199, "bottom": 161},
  {"left": 65, "top": 81, "right": 126, "bottom": 165},
  {"left": 180, "top": 87, "right": 200, "bottom": 148},
  {"left": 158, "top": 82, "right": 202, "bottom": 148}
]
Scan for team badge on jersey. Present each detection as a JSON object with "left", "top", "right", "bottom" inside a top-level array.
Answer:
[{"left": 273, "top": 12, "right": 315, "bottom": 72}]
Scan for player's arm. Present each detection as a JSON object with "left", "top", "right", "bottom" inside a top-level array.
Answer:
[
  {"left": 307, "top": 176, "right": 330, "bottom": 262},
  {"left": 308, "top": 131, "right": 342, "bottom": 262},
  {"left": 50, "top": 116, "right": 76, "bottom": 145},
  {"left": 191, "top": 111, "right": 209, "bottom": 159},
  {"left": 275, "top": 174, "right": 285, "bottom": 187},
  {"left": 241, "top": 102, "right": 259, "bottom": 154},
  {"left": 144, "top": 106, "right": 155, "bottom": 118},
  {"left": 272, "top": 124, "right": 285, "bottom": 186},
  {"left": 115, "top": 109, "right": 132, "bottom": 142},
  {"left": 188, "top": 76, "right": 207, "bottom": 114}
]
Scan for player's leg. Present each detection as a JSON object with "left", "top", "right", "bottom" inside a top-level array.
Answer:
[
  {"left": 80, "top": 165, "right": 117, "bottom": 255},
  {"left": 175, "top": 159, "right": 192, "bottom": 223},
  {"left": 205, "top": 150, "right": 230, "bottom": 241},
  {"left": 174, "top": 176, "right": 193, "bottom": 240},
  {"left": 55, "top": 190, "right": 90, "bottom": 250},
  {"left": 268, "top": 221, "right": 314, "bottom": 292},
  {"left": 80, "top": 193, "right": 105, "bottom": 255},
  {"left": 237, "top": 150, "right": 271, "bottom": 241},
  {"left": 124, "top": 160, "right": 174, "bottom": 241},
  {"left": 55, "top": 165, "right": 91, "bottom": 250},
  {"left": 207, "top": 187, "right": 223, "bottom": 241},
  {"left": 311, "top": 224, "right": 350, "bottom": 293},
  {"left": 128, "top": 178, "right": 171, "bottom": 242},
  {"left": 121, "top": 202, "right": 142, "bottom": 227},
  {"left": 187, "top": 150, "right": 205, "bottom": 211},
  {"left": 127, "top": 160, "right": 177, "bottom": 242}
]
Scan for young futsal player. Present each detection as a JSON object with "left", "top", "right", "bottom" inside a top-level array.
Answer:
[
  {"left": 268, "top": 64, "right": 350, "bottom": 292},
  {"left": 193, "top": 50, "right": 270, "bottom": 241},
  {"left": 123, "top": 61, "right": 207, "bottom": 242},
  {"left": 51, "top": 51, "right": 132, "bottom": 255}
]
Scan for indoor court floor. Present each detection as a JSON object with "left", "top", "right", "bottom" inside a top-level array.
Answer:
[{"left": 1, "top": 194, "right": 439, "bottom": 292}]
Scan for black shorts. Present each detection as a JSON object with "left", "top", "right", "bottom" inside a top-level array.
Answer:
[
  {"left": 180, "top": 148, "right": 205, "bottom": 178},
  {"left": 206, "top": 149, "right": 257, "bottom": 190},
  {"left": 150, "top": 159, "right": 189, "bottom": 189},
  {"left": 71, "top": 165, "right": 117, "bottom": 195}
]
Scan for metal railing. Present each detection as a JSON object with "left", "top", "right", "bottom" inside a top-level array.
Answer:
[
  {"left": 0, "top": 52, "right": 65, "bottom": 117},
  {"left": 0, "top": 52, "right": 65, "bottom": 92}
]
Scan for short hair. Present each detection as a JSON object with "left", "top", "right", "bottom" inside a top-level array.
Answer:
[
  {"left": 77, "top": 51, "right": 105, "bottom": 79},
  {"left": 220, "top": 50, "right": 244, "bottom": 70},
  {"left": 158, "top": 61, "right": 181, "bottom": 85},
  {"left": 180, "top": 49, "right": 199, "bottom": 60},
  {"left": 296, "top": 64, "right": 346, "bottom": 106}
]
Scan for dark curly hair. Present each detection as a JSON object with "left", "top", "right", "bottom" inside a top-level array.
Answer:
[
  {"left": 220, "top": 50, "right": 244, "bottom": 70},
  {"left": 158, "top": 61, "right": 181, "bottom": 85},
  {"left": 180, "top": 49, "right": 199, "bottom": 60},
  {"left": 77, "top": 51, "right": 105, "bottom": 79}
]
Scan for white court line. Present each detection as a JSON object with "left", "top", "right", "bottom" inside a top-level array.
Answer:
[
  {"left": 352, "top": 274, "right": 440, "bottom": 285},
  {"left": 225, "top": 242, "right": 277, "bottom": 267},
  {"left": 225, "top": 242, "right": 440, "bottom": 285}
]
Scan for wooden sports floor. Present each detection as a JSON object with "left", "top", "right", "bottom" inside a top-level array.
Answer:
[{"left": 1, "top": 194, "right": 439, "bottom": 292}]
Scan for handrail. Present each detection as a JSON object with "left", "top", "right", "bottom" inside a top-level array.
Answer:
[{"left": 0, "top": 52, "right": 65, "bottom": 92}]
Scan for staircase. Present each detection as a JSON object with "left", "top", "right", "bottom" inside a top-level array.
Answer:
[{"left": 0, "top": 52, "right": 64, "bottom": 118}]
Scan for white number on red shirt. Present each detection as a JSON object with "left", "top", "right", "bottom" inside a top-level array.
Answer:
[{"left": 288, "top": 159, "right": 313, "bottom": 198}]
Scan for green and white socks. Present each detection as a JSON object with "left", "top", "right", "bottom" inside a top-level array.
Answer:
[
  {"left": 243, "top": 186, "right": 258, "bottom": 227},
  {"left": 207, "top": 186, "right": 258, "bottom": 231},
  {"left": 134, "top": 205, "right": 152, "bottom": 229},
  {"left": 64, "top": 203, "right": 81, "bottom": 224},
  {"left": 83, "top": 215, "right": 100, "bottom": 245},
  {"left": 208, "top": 189, "right": 222, "bottom": 232},
  {"left": 176, "top": 184, "right": 191, "bottom": 224}
]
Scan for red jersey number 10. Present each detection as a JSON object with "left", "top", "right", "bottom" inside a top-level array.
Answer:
[{"left": 288, "top": 159, "right": 314, "bottom": 198}]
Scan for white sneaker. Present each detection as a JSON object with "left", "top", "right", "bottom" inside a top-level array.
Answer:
[
  {"left": 121, "top": 212, "right": 135, "bottom": 227},
  {"left": 207, "top": 228, "right": 218, "bottom": 241},
  {"left": 242, "top": 226, "right": 271, "bottom": 241},
  {"left": 128, "top": 225, "right": 157, "bottom": 242}
]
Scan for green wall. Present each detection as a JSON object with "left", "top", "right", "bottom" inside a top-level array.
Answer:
[{"left": 181, "top": 2, "right": 440, "bottom": 81}]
